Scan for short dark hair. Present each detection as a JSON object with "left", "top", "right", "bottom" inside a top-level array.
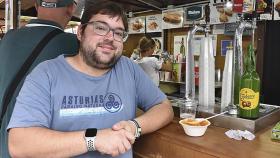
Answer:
[{"left": 80, "top": 1, "right": 128, "bottom": 34}]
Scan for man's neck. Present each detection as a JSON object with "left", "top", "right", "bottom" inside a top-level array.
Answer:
[
  {"left": 38, "top": 16, "right": 67, "bottom": 29},
  {"left": 66, "top": 54, "right": 110, "bottom": 77}
]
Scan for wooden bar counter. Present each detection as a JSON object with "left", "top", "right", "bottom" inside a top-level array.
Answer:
[{"left": 133, "top": 117, "right": 280, "bottom": 158}]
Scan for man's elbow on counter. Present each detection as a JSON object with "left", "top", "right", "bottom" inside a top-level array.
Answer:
[
  {"left": 8, "top": 143, "right": 24, "bottom": 158},
  {"left": 164, "top": 100, "right": 174, "bottom": 124},
  {"left": 8, "top": 130, "right": 29, "bottom": 158},
  {"left": 168, "top": 105, "right": 174, "bottom": 122},
  {"left": 8, "top": 143, "right": 35, "bottom": 158}
]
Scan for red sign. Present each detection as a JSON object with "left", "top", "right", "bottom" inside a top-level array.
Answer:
[{"left": 233, "top": 0, "right": 244, "bottom": 13}]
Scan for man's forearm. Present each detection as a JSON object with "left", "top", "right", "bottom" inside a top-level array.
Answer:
[
  {"left": 136, "top": 99, "right": 174, "bottom": 135},
  {"left": 8, "top": 127, "right": 87, "bottom": 158},
  {"left": 9, "top": 126, "right": 135, "bottom": 158}
]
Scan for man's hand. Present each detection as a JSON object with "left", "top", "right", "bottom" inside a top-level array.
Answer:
[
  {"left": 112, "top": 120, "right": 136, "bottom": 144},
  {"left": 94, "top": 128, "right": 134, "bottom": 157}
]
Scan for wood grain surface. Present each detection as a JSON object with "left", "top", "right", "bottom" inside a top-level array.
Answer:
[{"left": 134, "top": 117, "right": 280, "bottom": 158}]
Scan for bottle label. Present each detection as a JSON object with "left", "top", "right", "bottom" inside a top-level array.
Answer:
[{"left": 239, "top": 88, "right": 259, "bottom": 110}]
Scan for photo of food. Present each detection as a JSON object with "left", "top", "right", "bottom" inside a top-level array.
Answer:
[
  {"left": 163, "top": 12, "right": 182, "bottom": 24},
  {"left": 224, "top": 8, "right": 233, "bottom": 16},
  {"left": 148, "top": 22, "right": 158, "bottom": 30},
  {"left": 255, "top": 0, "right": 272, "bottom": 20},
  {"left": 275, "top": 2, "right": 280, "bottom": 16},
  {"left": 128, "top": 16, "right": 145, "bottom": 34},
  {"left": 210, "top": 0, "right": 237, "bottom": 24},
  {"left": 257, "top": 0, "right": 268, "bottom": 12},
  {"left": 219, "top": 12, "right": 229, "bottom": 23},
  {"left": 162, "top": 8, "right": 184, "bottom": 29},
  {"left": 132, "top": 19, "right": 144, "bottom": 31},
  {"left": 216, "top": 5, "right": 232, "bottom": 23},
  {"left": 274, "top": 0, "right": 280, "bottom": 20},
  {"left": 146, "top": 14, "right": 162, "bottom": 33}
]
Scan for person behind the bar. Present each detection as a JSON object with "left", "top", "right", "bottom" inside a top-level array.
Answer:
[
  {"left": 0, "top": 0, "right": 79, "bottom": 157},
  {"left": 135, "top": 36, "right": 163, "bottom": 87},
  {"left": 130, "top": 48, "right": 140, "bottom": 60},
  {"left": 7, "top": 1, "right": 174, "bottom": 158}
]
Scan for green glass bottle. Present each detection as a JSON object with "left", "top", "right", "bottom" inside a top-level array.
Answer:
[
  {"left": 239, "top": 44, "right": 260, "bottom": 119},
  {"left": 180, "top": 37, "right": 185, "bottom": 57}
]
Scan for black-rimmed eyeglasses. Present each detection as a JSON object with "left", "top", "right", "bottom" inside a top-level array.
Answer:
[{"left": 83, "top": 21, "right": 128, "bottom": 42}]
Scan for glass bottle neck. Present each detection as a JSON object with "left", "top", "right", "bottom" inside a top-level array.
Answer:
[{"left": 245, "top": 44, "right": 256, "bottom": 73}]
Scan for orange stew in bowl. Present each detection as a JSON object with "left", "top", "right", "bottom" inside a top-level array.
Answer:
[{"left": 182, "top": 119, "right": 209, "bottom": 126}]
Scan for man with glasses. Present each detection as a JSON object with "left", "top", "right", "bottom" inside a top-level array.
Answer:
[
  {"left": 7, "top": 1, "right": 173, "bottom": 158},
  {"left": 0, "top": 0, "right": 79, "bottom": 157}
]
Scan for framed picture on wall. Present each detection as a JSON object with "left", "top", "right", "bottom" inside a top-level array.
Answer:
[
  {"left": 146, "top": 14, "right": 162, "bottom": 33},
  {"left": 257, "top": 0, "right": 273, "bottom": 20},
  {"left": 274, "top": 0, "right": 280, "bottom": 20},
  {"left": 192, "top": 35, "right": 217, "bottom": 56},
  {"left": 221, "top": 40, "right": 232, "bottom": 56},
  {"left": 162, "top": 8, "right": 184, "bottom": 29},
  {"left": 128, "top": 16, "right": 146, "bottom": 34},
  {"left": 173, "top": 35, "right": 187, "bottom": 60},
  {"left": 152, "top": 37, "right": 163, "bottom": 55}
]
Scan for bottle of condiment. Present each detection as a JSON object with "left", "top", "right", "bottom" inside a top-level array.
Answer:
[{"left": 239, "top": 44, "right": 260, "bottom": 119}]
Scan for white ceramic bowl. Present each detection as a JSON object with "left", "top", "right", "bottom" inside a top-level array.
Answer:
[{"left": 179, "top": 118, "right": 211, "bottom": 137}]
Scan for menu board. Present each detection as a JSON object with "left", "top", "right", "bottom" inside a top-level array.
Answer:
[
  {"left": 162, "top": 8, "right": 184, "bottom": 29},
  {"left": 128, "top": 16, "right": 145, "bottom": 34},
  {"left": 257, "top": 0, "right": 273, "bottom": 20},
  {"left": 274, "top": 0, "right": 280, "bottom": 20},
  {"left": 210, "top": 0, "right": 237, "bottom": 24},
  {"left": 146, "top": 14, "right": 162, "bottom": 33},
  {"left": 184, "top": 5, "right": 206, "bottom": 25}
]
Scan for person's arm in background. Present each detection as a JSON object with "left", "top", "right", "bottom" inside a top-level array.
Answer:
[{"left": 155, "top": 57, "right": 163, "bottom": 70}]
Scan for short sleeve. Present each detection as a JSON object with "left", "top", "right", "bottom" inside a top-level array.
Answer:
[
  {"left": 7, "top": 62, "right": 52, "bottom": 130},
  {"left": 133, "top": 63, "right": 166, "bottom": 111}
]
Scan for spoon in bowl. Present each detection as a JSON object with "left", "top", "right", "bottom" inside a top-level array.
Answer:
[
  {"left": 192, "top": 111, "right": 229, "bottom": 125},
  {"left": 204, "top": 110, "right": 228, "bottom": 120}
]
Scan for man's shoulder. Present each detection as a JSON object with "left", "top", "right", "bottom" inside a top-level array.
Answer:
[
  {"left": 118, "top": 56, "right": 137, "bottom": 66},
  {"left": 49, "top": 31, "right": 76, "bottom": 42},
  {"left": 33, "top": 55, "right": 64, "bottom": 72},
  {"left": 115, "top": 56, "right": 144, "bottom": 75},
  {"left": 1, "top": 27, "right": 60, "bottom": 42}
]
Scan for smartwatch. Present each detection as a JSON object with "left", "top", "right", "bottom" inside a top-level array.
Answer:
[{"left": 84, "top": 128, "right": 97, "bottom": 151}]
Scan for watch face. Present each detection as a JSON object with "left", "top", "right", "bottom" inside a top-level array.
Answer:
[{"left": 85, "top": 128, "right": 97, "bottom": 137}]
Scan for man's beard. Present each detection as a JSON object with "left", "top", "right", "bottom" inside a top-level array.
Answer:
[{"left": 80, "top": 39, "right": 121, "bottom": 69}]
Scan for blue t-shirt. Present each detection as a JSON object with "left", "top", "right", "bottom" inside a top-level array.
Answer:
[{"left": 8, "top": 55, "right": 166, "bottom": 158}]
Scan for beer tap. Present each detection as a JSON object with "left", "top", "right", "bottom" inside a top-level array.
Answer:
[
  {"left": 185, "top": 5, "right": 212, "bottom": 106},
  {"left": 185, "top": 25, "right": 204, "bottom": 101},
  {"left": 227, "top": 8, "right": 257, "bottom": 115}
]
